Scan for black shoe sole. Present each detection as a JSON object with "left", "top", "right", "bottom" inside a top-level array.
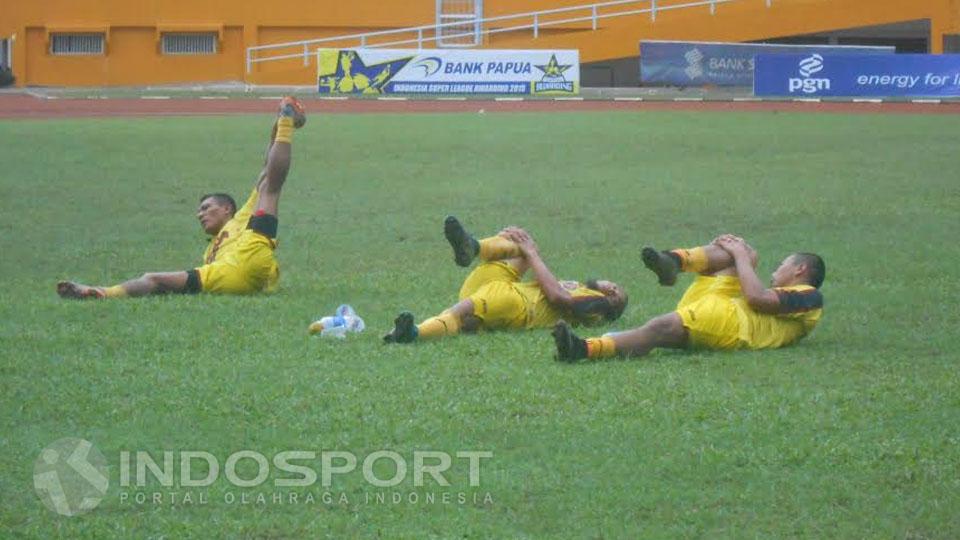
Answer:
[
  {"left": 444, "top": 216, "right": 476, "bottom": 267},
  {"left": 393, "top": 311, "right": 417, "bottom": 344},
  {"left": 641, "top": 247, "right": 678, "bottom": 286},
  {"left": 552, "top": 320, "right": 578, "bottom": 363}
]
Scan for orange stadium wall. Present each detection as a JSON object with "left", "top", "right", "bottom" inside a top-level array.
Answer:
[
  {"left": 0, "top": 0, "right": 432, "bottom": 86},
  {"left": 1, "top": 0, "right": 958, "bottom": 87},
  {"left": 481, "top": 0, "right": 960, "bottom": 60}
]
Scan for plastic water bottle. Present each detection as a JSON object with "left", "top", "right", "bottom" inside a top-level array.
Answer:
[
  {"left": 336, "top": 304, "right": 365, "bottom": 333},
  {"left": 308, "top": 315, "right": 348, "bottom": 338},
  {"left": 308, "top": 305, "right": 364, "bottom": 338}
]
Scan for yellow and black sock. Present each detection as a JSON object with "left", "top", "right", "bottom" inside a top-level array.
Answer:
[
  {"left": 585, "top": 335, "right": 618, "bottom": 360},
  {"left": 102, "top": 285, "right": 126, "bottom": 299},
  {"left": 479, "top": 236, "right": 521, "bottom": 262},
  {"left": 670, "top": 247, "right": 708, "bottom": 273},
  {"left": 274, "top": 117, "right": 295, "bottom": 144},
  {"left": 416, "top": 310, "right": 462, "bottom": 339}
]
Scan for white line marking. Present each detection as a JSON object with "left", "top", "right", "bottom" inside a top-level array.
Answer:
[
  {"left": 733, "top": 97, "right": 761, "bottom": 102},
  {"left": 853, "top": 98, "right": 883, "bottom": 103},
  {"left": 673, "top": 97, "right": 704, "bottom": 102},
  {"left": 141, "top": 96, "right": 171, "bottom": 100},
  {"left": 614, "top": 97, "right": 643, "bottom": 102},
  {"left": 377, "top": 96, "right": 408, "bottom": 101},
  {"left": 554, "top": 97, "right": 584, "bottom": 101},
  {"left": 792, "top": 98, "right": 822, "bottom": 103},
  {"left": 259, "top": 96, "right": 284, "bottom": 100},
  {"left": 912, "top": 99, "right": 941, "bottom": 104},
  {"left": 437, "top": 97, "right": 467, "bottom": 101},
  {"left": 319, "top": 96, "right": 349, "bottom": 101},
  {"left": 200, "top": 96, "right": 228, "bottom": 100},
  {"left": 495, "top": 97, "right": 524, "bottom": 101}
]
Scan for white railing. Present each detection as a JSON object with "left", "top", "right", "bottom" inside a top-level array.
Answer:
[
  {"left": 246, "top": 0, "right": 743, "bottom": 72},
  {"left": 436, "top": 0, "right": 483, "bottom": 47}
]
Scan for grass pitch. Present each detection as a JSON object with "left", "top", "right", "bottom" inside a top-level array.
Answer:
[{"left": 1, "top": 109, "right": 959, "bottom": 537}]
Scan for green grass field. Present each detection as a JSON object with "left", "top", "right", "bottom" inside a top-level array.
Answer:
[{"left": 2, "top": 110, "right": 959, "bottom": 538}]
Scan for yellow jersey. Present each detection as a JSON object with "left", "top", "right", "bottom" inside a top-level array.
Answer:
[
  {"left": 195, "top": 189, "right": 280, "bottom": 295},
  {"left": 738, "top": 284, "right": 823, "bottom": 349},
  {"left": 203, "top": 189, "right": 275, "bottom": 264},
  {"left": 517, "top": 280, "right": 607, "bottom": 328}
]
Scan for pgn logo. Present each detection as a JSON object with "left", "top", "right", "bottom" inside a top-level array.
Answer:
[
  {"left": 798, "top": 54, "right": 824, "bottom": 77},
  {"left": 788, "top": 54, "right": 830, "bottom": 94}
]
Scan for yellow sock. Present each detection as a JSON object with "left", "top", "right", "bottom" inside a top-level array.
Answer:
[
  {"left": 671, "top": 247, "right": 709, "bottom": 273},
  {"left": 274, "top": 117, "right": 295, "bottom": 144},
  {"left": 103, "top": 285, "right": 127, "bottom": 299},
  {"left": 479, "top": 236, "right": 521, "bottom": 261},
  {"left": 585, "top": 335, "right": 618, "bottom": 360},
  {"left": 416, "top": 310, "right": 462, "bottom": 339}
]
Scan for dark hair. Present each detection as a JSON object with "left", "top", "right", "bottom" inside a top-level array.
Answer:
[
  {"left": 578, "top": 280, "right": 629, "bottom": 323},
  {"left": 608, "top": 292, "right": 628, "bottom": 321},
  {"left": 199, "top": 193, "right": 237, "bottom": 215},
  {"left": 792, "top": 253, "right": 826, "bottom": 288}
]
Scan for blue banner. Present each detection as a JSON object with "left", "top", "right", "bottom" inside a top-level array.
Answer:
[
  {"left": 639, "top": 41, "right": 893, "bottom": 86},
  {"left": 385, "top": 81, "right": 531, "bottom": 94},
  {"left": 754, "top": 53, "right": 960, "bottom": 97}
]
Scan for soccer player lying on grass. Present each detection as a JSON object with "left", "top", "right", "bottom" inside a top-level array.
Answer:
[
  {"left": 552, "top": 235, "right": 825, "bottom": 362},
  {"left": 383, "top": 217, "right": 628, "bottom": 344},
  {"left": 56, "top": 97, "right": 306, "bottom": 299}
]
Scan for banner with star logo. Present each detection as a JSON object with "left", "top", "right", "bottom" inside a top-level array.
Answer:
[{"left": 317, "top": 49, "right": 579, "bottom": 95}]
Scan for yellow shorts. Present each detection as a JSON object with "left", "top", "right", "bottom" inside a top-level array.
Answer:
[
  {"left": 196, "top": 231, "right": 279, "bottom": 295},
  {"left": 459, "top": 262, "right": 528, "bottom": 330},
  {"left": 675, "top": 275, "right": 743, "bottom": 350}
]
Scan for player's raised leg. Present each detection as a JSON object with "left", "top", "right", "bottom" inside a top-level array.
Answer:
[
  {"left": 444, "top": 215, "right": 530, "bottom": 279},
  {"left": 552, "top": 313, "right": 688, "bottom": 362},
  {"left": 641, "top": 236, "right": 758, "bottom": 286},
  {"left": 254, "top": 96, "right": 305, "bottom": 219},
  {"left": 57, "top": 271, "right": 191, "bottom": 300}
]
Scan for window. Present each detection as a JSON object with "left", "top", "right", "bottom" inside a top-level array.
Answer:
[
  {"left": 162, "top": 33, "right": 217, "bottom": 55},
  {"left": 51, "top": 33, "right": 104, "bottom": 55},
  {"left": 0, "top": 39, "right": 10, "bottom": 69}
]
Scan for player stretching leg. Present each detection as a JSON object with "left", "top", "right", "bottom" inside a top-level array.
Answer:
[
  {"left": 552, "top": 235, "right": 825, "bottom": 361},
  {"left": 57, "top": 97, "right": 306, "bottom": 299},
  {"left": 383, "top": 217, "right": 628, "bottom": 344}
]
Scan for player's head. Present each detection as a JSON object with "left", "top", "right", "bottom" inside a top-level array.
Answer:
[
  {"left": 197, "top": 193, "right": 237, "bottom": 235},
  {"left": 585, "top": 279, "right": 629, "bottom": 321},
  {"left": 772, "top": 253, "right": 826, "bottom": 288}
]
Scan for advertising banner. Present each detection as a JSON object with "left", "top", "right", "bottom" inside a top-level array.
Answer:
[
  {"left": 317, "top": 48, "right": 580, "bottom": 95},
  {"left": 639, "top": 40, "right": 893, "bottom": 86},
  {"left": 754, "top": 53, "right": 960, "bottom": 97}
]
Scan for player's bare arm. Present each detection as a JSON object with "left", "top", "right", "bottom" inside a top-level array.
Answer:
[
  {"left": 499, "top": 227, "right": 574, "bottom": 308},
  {"left": 716, "top": 236, "right": 781, "bottom": 313}
]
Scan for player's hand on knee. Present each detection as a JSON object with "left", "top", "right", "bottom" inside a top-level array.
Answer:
[
  {"left": 501, "top": 227, "right": 538, "bottom": 256},
  {"left": 713, "top": 233, "right": 742, "bottom": 245}
]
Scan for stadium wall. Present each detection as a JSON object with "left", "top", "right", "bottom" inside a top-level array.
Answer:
[
  {"left": 0, "top": 0, "right": 431, "bottom": 86},
  {"left": 0, "top": 0, "right": 957, "bottom": 87}
]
